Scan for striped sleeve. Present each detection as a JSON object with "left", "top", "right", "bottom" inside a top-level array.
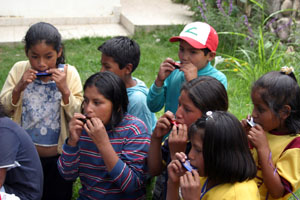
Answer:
[
  {"left": 57, "top": 140, "right": 80, "bottom": 181},
  {"left": 108, "top": 122, "right": 151, "bottom": 193}
]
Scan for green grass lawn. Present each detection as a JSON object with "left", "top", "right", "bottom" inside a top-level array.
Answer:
[{"left": 0, "top": 26, "right": 298, "bottom": 199}]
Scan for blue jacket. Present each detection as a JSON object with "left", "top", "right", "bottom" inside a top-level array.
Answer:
[
  {"left": 147, "top": 62, "right": 227, "bottom": 114},
  {"left": 127, "top": 77, "right": 157, "bottom": 134}
]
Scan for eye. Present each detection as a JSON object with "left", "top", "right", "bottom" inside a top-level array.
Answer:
[
  {"left": 46, "top": 55, "right": 53, "bottom": 59},
  {"left": 183, "top": 106, "right": 191, "bottom": 113},
  {"left": 94, "top": 101, "right": 101, "bottom": 106},
  {"left": 31, "top": 55, "right": 38, "bottom": 59}
]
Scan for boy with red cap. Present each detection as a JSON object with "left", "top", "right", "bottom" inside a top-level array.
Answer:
[
  {"left": 147, "top": 21, "right": 227, "bottom": 115},
  {"left": 147, "top": 22, "right": 227, "bottom": 200}
]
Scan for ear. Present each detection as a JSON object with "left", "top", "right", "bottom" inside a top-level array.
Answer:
[
  {"left": 124, "top": 63, "right": 133, "bottom": 75},
  {"left": 279, "top": 105, "right": 291, "bottom": 120},
  {"left": 57, "top": 47, "right": 63, "bottom": 58},
  {"left": 207, "top": 51, "right": 216, "bottom": 62}
]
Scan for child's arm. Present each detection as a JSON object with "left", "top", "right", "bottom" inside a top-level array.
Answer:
[
  {"left": 57, "top": 65, "right": 83, "bottom": 118},
  {"left": 146, "top": 58, "right": 177, "bottom": 113},
  {"left": 49, "top": 65, "right": 71, "bottom": 105},
  {"left": 148, "top": 111, "right": 175, "bottom": 176},
  {"left": 169, "top": 124, "right": 188, "bottom": 160},
  {"left": 86, "top": 117, "right": 151, "bottom": 193},
  {"left": 0, "top": 168, "right": 6, "bottom": 188},
  {"left": 166, "top": 153, "right": 188, "bottom": 200},
  {"left": 180, "top": 171, "right": 201, "bottom": 200},
  {"left": 248, "top": 125, "right": 285, "bottom": 198},
  {"left": 57, "top": 113, "right": 85, "bottom": 181},
  {"left": 12, "top": 68, "right": 38, "bottom": 105}
]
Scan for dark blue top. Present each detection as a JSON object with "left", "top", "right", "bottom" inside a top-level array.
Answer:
[{"left": 0, "top": 117, "right": 43, "bottom": 200}]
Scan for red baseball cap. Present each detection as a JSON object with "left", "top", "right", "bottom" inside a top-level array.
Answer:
[{"left": 169, "top": 22, "right": 219, "bottom": 52}]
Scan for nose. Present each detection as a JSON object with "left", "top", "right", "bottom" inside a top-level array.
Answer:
[
  {"left": 38, "top": 58, "right": 47, "bottom": 68},
  {"left": 175, "top": 106, "right": 183, "bottom": 120},
  {"left": 188, "top": 149, "right": 194, "bottom": 160},
  {"left": 84, "top": 102, "right": 93, "bottom": 115}
]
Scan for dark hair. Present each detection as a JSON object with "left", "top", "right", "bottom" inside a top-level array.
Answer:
[
  {"left": 181, "top": 76, "right": 228, "bottom": 113},
  {"left": 97, "top": 36, "right": 140, "bottom": 72},
  {"left": 189, "top": 111, "right": 257, "bottom": 184},
  {"left": 201, "top": 48, "right": 211, "bottom": 56},
  {"left": 83, "top": 71, "right": 128, "bottom": 129},
  {"left": 252, "top": 71, "right": 300, "bottom": 133},
  {"left": 24, "top": 22, "right": 65, "bottom": 65}
]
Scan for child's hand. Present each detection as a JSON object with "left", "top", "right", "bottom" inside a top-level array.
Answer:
[
  {"left": 155, "top": 58, "right": 177, "bottom": 87},
  {"left": 17, "top": 68, "right": 38, "bottom": 91},
  {"left": 180, "top": 62, "right": 198, "bottom": 82},
  {"left": 180, "top": 170, "right": 201, "bottom": 200},
  {"left": 248, "top": 124, "right": 269, "bottom": 151},
  {"left": 50, "top": 64, "right": 69, "bottom": 95},
  {"left": 68, "top": 113, "right": 85, "bottom": 146},
  {"left": 85, "top": 117, "right": 109, "bottom": 149},
  {"left": 167, "top": 158, "right": 186, "bottom": 184},
  {"left": 152, "top": 111, "right": 175, "bottom": 140},
  {"left": 169, "top": 124, "right": 188, "bottom": 160}
]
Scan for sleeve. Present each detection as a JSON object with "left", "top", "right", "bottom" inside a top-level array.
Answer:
[
  {"left": 276, "top": 137, "right": 300, "bottom": 194},
  {"left": 57, "top": 140, "right": 80, "bottom": 181},
  {"left": 146, "top": 83, "right": 166, "bottom": 113},
  {"left": 0, "top": 62, "right": 27, "bottom": 115},
  {"left": 108, "top": 129, "right": 151, "bottom": 193},
  {"left": 61, "top": 64, "right": 83, "bottom": 120},
  {"left": 0, "top": 128, "right": 19, "bottom": 168},
  {"left": 128, "top": 92, "right": 155, "bottom": 135}
]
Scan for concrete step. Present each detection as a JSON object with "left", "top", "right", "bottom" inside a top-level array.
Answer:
[{"left": 0, "top": 0, "right": 193, "bottom": 43}]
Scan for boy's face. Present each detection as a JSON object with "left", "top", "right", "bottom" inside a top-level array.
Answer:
[
  {"left": 178, "top": 40, "right": 215, "bottom": 70},
  {"left": 100, "top": 54, "right": 126, "bottom": 80}
]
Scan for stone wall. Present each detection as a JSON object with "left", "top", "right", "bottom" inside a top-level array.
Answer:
[{"left": 237, "top": 0, "right": 300, "bottom": 41}]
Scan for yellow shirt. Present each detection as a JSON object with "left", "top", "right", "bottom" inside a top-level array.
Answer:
[
  {"left": 0, "top": 60, "right": 83, "bottom": 153},
  {"left": 251, "top": 132, "right": 300, "bottom": 200},
  {"left": 199, "top": 177, "right": 260, "bottom": 200}
]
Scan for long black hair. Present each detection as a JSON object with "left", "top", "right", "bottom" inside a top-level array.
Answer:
[
  {"left": 181, "top": 76, "right": 228, "bottom": 113},
  {"left": 83, "top": 71, "right": 128, "bottom": 129},
  {"left": 189, "top": 111, "right": 257, "bottom": 184},
  {"left": 252, "top": 70, "right": 300, "bottom": 133},
  {"left": 24, "top": 22, "right": 65, "bottom": 65}
]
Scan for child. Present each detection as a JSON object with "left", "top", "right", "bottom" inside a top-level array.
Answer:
[
  {"left": 147, "top": 21, "right": 227, "bottom": 116},
  {"left": 0, "top": 102, "right": 43, "bottom": 200},
  {"left": 57, "top": 71, "right": 151, "bottom": 199},
  {"left": 148, "top": 76, "right": 228, "bottom": 199},
  {"left": 241, "top": 67, "right": 300, "bottom": 200},
  {"left": 97, "top": 36, "right": 157, "bottom": 135},
  {"left": 167, "top": 111, "right": 259, "bottom": 200},
  {"left": 0, "top": 22, "right": 83, "bottom": 200}
]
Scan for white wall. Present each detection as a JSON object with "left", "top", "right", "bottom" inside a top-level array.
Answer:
[{"left": 0, "top": 0, "right": 120, "bottom": 18}]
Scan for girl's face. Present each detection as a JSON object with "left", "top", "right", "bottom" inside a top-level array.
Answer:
[
  {"left": 178, "top": 40, "right": 214, "bottom": 70},
  {"left": 176, "top": 90, "right": 202, "bottom": 128},
  {"left": 83, "top": 86, "right": 113, "bottom": 125},
  {"left": 26, "top": 41, "right": 62, "bottom": 72},
  {"left": 188, "top": 132, "right": 205, "bottom": 176},
  {"left": 251, "top": 89, "right": 281, "bottom": 132}
]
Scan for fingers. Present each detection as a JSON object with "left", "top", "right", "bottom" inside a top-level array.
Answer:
[{"left": 175, "top": 152, "right": 187, "bottom": 162}]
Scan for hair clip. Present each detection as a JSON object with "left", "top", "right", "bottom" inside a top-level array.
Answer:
[
  {"left": 280, "top": 66, "right": 294, "bottom": 75},
  {"left": 206, "top": 111, "right": 213, "bottom": 120}
]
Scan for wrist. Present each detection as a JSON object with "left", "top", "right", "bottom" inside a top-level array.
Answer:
[
  {"left": 67, "top": 138, "right": 78, "bottom": 147},
  {"left": 155, "top": 78, "right": 164, "bottom": 87}
]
